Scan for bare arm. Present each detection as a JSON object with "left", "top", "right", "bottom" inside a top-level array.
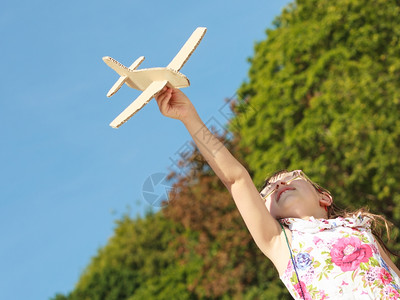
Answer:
[
  {"left": 182, "top": 109, "right": 284, "bottom": 257},
  {"left": 155, "top": 87, "right": 283, "bottom": 259},
  {"left": 183, "top": 108, "right": 244, "bottom": 187}
]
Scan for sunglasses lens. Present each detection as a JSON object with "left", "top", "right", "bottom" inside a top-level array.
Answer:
[{"left": 262, "top": 170, "right": 302, "bottom": 199}]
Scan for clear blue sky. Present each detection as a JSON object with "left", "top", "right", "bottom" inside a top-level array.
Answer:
[{"left": 0, "top": 1, "right": 291, "bottom": 299}]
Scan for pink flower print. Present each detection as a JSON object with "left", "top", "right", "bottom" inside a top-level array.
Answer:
[
  {"left": 382, "top": 285, "right": 400, "bottom": 299},
  {"left": 302, "top": 269, "right": 315, "bottom": 285},
  {"left": 286, "top": 259, "right": 294, "bottom": 273},
  {"left": 370, "top": 243, "right": 378, "bottom": 254},
  {"left": 294, "top": 281, "right": 312, "bottom": 300},
  {"left": 318, "top": 290, "right": 328, "bottom": 299},
  {"left": 378, "top": 268, "right": 393, "bottom": 285},
  {"left": 330, "top": 236, "right": 372, "bottom": 272},
  {"left": 313, "top": 236, "right": 323, "bottom": 246},
  {"left": 365, "top": 268, "right": 379, "bottom": 284}
]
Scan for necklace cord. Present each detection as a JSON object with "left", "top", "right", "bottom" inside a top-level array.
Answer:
[{"left": 280, "top": 223, "right": 306, "bottom": 300}]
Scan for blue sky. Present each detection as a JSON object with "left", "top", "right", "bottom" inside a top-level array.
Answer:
[{"left": 0, "top": 1, "right": 291, "bottom": 299}]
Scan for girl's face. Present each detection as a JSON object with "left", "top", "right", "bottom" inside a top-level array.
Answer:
[{"left": 260, "top": 170, "right": 328, "bottom": 219}]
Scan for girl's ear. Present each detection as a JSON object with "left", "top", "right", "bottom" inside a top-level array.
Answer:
[{"left": 319, "top": 192, "right": 333, "bottom": 208}]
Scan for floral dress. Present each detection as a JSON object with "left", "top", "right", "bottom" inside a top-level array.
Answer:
[{"left": 279, "top": 216, "right": 400, "bottom": 299}]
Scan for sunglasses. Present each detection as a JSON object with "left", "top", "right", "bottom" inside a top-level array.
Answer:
[{"left": 260, "top": 170, "right": 311, "bottom": 200}]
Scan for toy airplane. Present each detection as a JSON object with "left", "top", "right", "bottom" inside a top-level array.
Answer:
[{"left": 102, "top": 27, "right": 207, "bottom": 128}]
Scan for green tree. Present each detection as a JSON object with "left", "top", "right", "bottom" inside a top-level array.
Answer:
[
  {"left": 52, "top": 1, "right": 400, "bottom": 299},
  {"left": 163, "top": 138, "right": 290, "bottom": 299},
  {"left": 51, "top": 137, "right": 291, "bottom": 299},
  {"left": 53, "top": 212, "right": 203, "bottom": 300},
  {"left": 235, "top": 0, "right": 400, "bottom": 261}
]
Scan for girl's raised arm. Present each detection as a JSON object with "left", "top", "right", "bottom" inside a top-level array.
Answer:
[{"left": 155, "top": 87, "right": 286, "bottom": 261}]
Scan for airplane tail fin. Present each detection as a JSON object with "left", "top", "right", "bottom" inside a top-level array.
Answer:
[
  {"left": 103, "top": 56, "right": 145, "bottom": 97},
  {"left": 167, "top": 27, "right": 207, "bottom": 72}
]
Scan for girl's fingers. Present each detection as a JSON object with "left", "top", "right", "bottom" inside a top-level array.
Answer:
[
  {"left": 160, "top": 90, "right": 172, "bottom": 113},
  {"left": 157, "top": 86, "right": 168, "bottom": 95},
  {"left": 155, "top": 88, "right": 172, "bottom": 114},
  {"left": 155, "top": 87, "right": 170, "bottom": 102},
  {"left": 155, "top": 88, "right": 168, "bottom": 104}
]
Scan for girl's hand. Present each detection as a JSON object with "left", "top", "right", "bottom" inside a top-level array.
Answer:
[{"left": 155, "top": 87, "right": 197, "bottom": 122}]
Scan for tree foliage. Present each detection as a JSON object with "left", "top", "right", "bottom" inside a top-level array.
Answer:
[
  {"left": 52, "top": 0, "right": 400, "bottom": 298},
  {"left": 53, "top": 212, "right": 201, "bottom": 300},
  {"left": 235, "top": 0, "right": 400, "bottom": 258},
  {"left": 162, "top": 139, "right": 289, "bottom": 299},
  {"left": 52, "top": 138, "right": 290, "bottom": 299}
]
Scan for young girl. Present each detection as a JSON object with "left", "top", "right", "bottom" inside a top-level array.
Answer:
[{"left": 155, "top": 87, "right": 400, "bottom": 299}]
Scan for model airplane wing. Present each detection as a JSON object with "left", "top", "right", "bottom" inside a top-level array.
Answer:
[
  {"left": 109, "top": 80, "right": 168, "bottom": 128},
  {"left": 167, "top": 27, "right": 207, "bottom": 71}
]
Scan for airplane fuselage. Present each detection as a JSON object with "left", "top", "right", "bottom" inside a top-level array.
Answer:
[
  {"left": 124, "top": 68, "right": 190, "bottom": 91},
  {"left": 102, "top": 55, "right": 190, "bottom": 91}
]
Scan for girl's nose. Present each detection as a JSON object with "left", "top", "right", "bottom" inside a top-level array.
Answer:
[{"left": 275, "top": 181, "right": 287, "bottom": 189}]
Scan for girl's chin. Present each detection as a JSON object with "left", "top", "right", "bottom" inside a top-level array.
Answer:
[
  {"left": 277, "top": 195, "right": 298, "bottom": 206},
  {"left": 277, "top": 200, "right": 302, "bottom": 214}
]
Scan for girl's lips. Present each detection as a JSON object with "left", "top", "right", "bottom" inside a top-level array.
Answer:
[{"left": 276, "top": 187, "right": 295, "bottom": 202}]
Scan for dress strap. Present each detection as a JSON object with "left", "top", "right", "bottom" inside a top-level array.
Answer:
[{"left": 280, "top": 223, "right": 306, "bottom": 300}]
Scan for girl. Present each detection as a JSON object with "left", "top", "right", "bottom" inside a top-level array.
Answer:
[{"left": 155, "top": 87, "right": 400, "bottom": 299}]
